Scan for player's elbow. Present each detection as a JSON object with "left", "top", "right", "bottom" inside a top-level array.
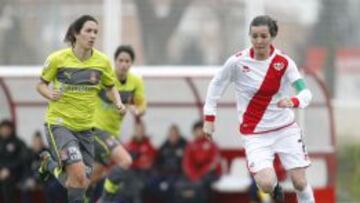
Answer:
[
  {"left": 36, "top": 83, "right": 41, "bottom": 93},
  {"left": 36, "top": 81, "right": 47, "bottom": 94}
]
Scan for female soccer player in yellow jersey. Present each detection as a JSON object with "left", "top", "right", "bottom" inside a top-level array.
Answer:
[
  {"left": 36, "top": 15, "right": 126, "bottom": 203},
  {"left": 90, "top": 45, "right": 146, "bottom": 203}
]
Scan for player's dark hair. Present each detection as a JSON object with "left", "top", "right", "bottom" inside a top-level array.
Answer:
[
  {"left": 250, "top": 15, "right": 278, "bottom": 37},
  {"left": 114, "top": 45, "right": 135, "bottom": 62},
  {"left": 192, "top": 120, "right": 203, "bottom": 132},
  {"left": 64, "top": 15, "right": 98, "bottom": 46}
]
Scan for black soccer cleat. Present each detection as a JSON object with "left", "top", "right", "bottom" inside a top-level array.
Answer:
[{"left": 272, "top": 183, "right": 285, "bottom": 202}]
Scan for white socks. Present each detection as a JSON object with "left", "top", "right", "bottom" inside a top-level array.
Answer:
[{"left": 296, "top": 184, "right": 315, "bottom": 203}]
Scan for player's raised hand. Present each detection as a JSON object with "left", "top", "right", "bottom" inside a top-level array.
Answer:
[{"left": 203, "top": 121, "right": 215, "bottom": 140}]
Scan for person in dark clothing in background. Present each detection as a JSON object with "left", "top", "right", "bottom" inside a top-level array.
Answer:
[
  {"left": 148, "top": 124, "right": 187, "bottom": 202},
  {"left": 0, "top": 119, "right": 27, "bottom": 203}
]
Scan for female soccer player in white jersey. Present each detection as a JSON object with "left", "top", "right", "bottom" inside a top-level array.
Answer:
[
  {"left": 203, "top": 15, "right": 315, "bottom": 203},
  {"left": 36, "top": 15, "right": 126, "bottom": 203}
]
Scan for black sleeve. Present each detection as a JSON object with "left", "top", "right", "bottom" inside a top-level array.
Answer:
[
  {"left": 6, "top": 139, "right": 28, "bottom": 170},
  {"left": 155, "top": 145, "right": 166, "bottom": 171}
]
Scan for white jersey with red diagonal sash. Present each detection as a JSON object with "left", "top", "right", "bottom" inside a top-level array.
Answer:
[{"left": 204, "top": 46, "right": 302, "bottom": 135}]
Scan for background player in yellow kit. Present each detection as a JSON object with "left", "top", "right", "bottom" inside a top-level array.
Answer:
[{"left": 91, "top": 45, "right": 147, "bottom": 203}]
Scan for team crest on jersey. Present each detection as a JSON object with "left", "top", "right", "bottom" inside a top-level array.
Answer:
[
  {"left": 90, "top": 71, "right": 98, "bottom": 84},
  {"left": 273, "top": 62, "right": 285, "bottom": 71}
]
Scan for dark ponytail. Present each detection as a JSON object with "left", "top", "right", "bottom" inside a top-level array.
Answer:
[{"left": 64, "top": 15, "right": 98, "bottom": 46}]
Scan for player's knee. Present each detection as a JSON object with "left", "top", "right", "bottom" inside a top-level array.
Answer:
[
  {"left": 289, "top": 168, "right": 307, "bottom": 191},
  {"left": 66, "top": 163, "right": 89, "bottom": 188},
  {"left": 257, "top": 179, "right": 275, "bottom": 193},
  {"left": 112, "top": 146, "right": 133, "bottom": 169},
  {"left": 66, "top": 175, "right": 88, "bottom": 188},
  {"left": 71, "top": 172, "right": 89, "bottom": 188},
  {"left": 254, "top": 168, "right": 277, "bottom": 193},
  {"left": 292, "top": 178, "right": 307, "bottom": 191}
]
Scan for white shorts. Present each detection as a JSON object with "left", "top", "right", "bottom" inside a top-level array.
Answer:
[{"left": 241, "top": 123, "right": 311, "bottom": 174}]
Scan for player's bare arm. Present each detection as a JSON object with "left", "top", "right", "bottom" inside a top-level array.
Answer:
[
  {"left": 107, "top": 86, "right": 126, "bottom": 114},
  {"left": 36, "top": 81, "right": 62, "bottom": 101}
]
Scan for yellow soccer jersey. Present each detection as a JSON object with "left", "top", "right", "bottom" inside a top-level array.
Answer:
[
  {"left": 94, "top": 72, "right": 146, "bottom": 137},
  {"left": 41, "top": 48, "right": 116, "bottom": 131}
]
